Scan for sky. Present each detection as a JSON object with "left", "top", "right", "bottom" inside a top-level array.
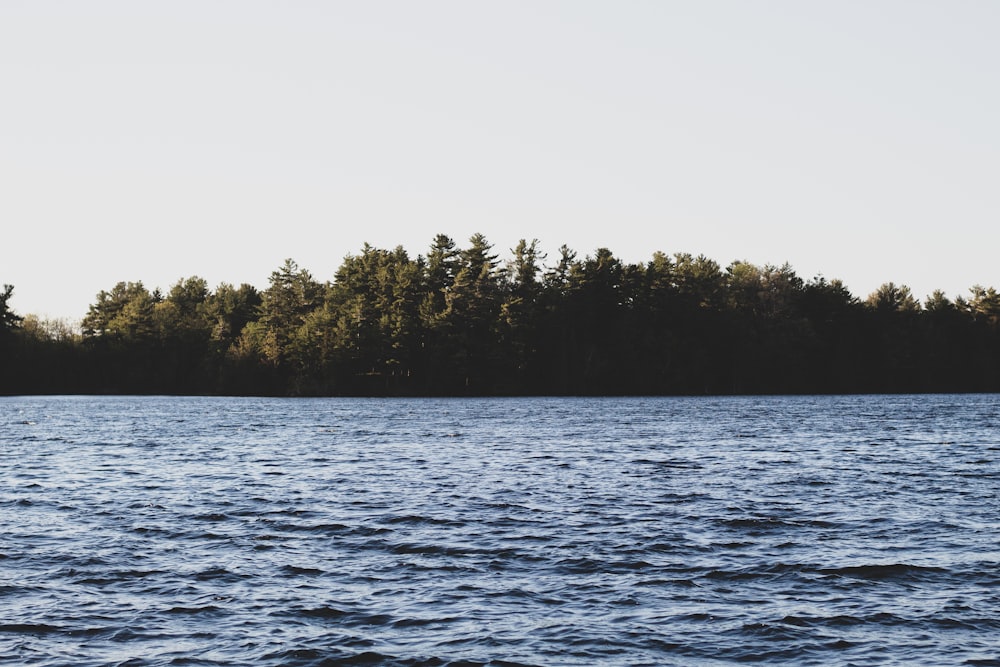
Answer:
[{"left": 2, "top": 1, "right": 998, "bottom": 321}]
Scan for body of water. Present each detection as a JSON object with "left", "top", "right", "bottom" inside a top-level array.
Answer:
[{"left": 2, "top": 395, "right": 999, "bottom": 666}]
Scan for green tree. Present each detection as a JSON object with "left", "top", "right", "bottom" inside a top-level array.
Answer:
[
  {"left": 730, "top": 262, "right": 802, "bottom": 320},
  {"left": 322, "top": 244, "right": 424, "bottom": 391},
  {"left": 203, "top": 282, "right": 262, "bottom": 347},
  {"left": 78, "top": 281, "right": 163, "bottom": 392},
  {"left": 155, "top": 276, "right": 210, "bottom": 339},
  {"left": 0, "top": 284, "right": 22, "bottom": 332},
  {"left": 533, "top": 244, "right": 581, "bottom": 393},
  {"left": 249, "top": 259, "right": 323, "bottom": 367},
  {"left": 506, "top": 239, "right": 544, "bottom": 295},
  {"left": 667, "top": 253, "right": 730, "bottom": 393},
  {"left": 673, "top": 253, "right": 724, "bottom": 310},
  {"left": 866, "top": 282, "right": 920, "bottom": 313},
  {"left": 959, "top": 285, "right": 1000, "bottom": 327},
  {"left": 924, "top": 290, "right": 956, "bottom": 314},
  {"left": 542, "top": 244, "right": 577, "bottom": 295},
  {"left": 863, "top": 282, "right": 922, "bottom": 391},
  {"left": 433, "top": 233, "right": 502, "bottom": 392},
  {"left": 551, "top": 247, "right": 627, "bottom": 392},
  {"left": 82, "top": 282, "right": 159, "bottom": 340},
  {"left": 499, "top": 239, "right": 545, "bottom": 389},
  {"left": 723, "top": 261, "right": 812, "bottom": 392},
  {"left": 0, "top": 284, "right": 23, "bottom": 394},
  {"left": 420, "top": 234, "right": 461, "bottom": 324},
  {"left": 9, "top": 236, "right": 1000, "bottom": 397}
]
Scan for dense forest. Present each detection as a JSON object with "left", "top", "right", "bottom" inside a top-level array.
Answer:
[{"left": 3, "top": 234, "right": 999, "bottom": 396}]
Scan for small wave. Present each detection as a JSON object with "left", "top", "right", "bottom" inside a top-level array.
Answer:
[
  {"left": 390, "top": 542, "right": 477, "bottom": 558},
  {"left": 386, "top": 514, "right": 464, "bottom": 527},
  {"left": 636, "top": 576, "right": 702, "bottom": 588},
  {"left": 164, "top": 605, "right": 223, "bottom": 615},
  {"left": 820, "top": 563, "right": 948, "bottom": 581},
  {"left": 132, "top": 525, "right": 179, "bottom": 537},
  {"left": 193, "top": 532, "right": 234, "bottom": 541},
  {"left": 631, "top": 458, "right": 701, "bottom": 469},
  {"left": 281, "top": 565, "right": 326, "bottom": 576},
  {"left": 66, "top": 625, "right": 116, "bottom": 638},
  {"left": 555, "top": 556, "right": 655, "bottom": 574},
  {"left": 193, "top": 567, "right": 246, "bottom": 582},
  {"left": 716, "top": 516, "right": 797, "bottom": 531},
  {"left": 284, "top": 607, "right": 397, "bottom": 629},
  {"left": 701, "top": 562, "right": 806, "bottom": 582},
  {"left": 0, "top": 623, "right": 61, "bottom": 635},
  {"left": 295, "top": 522, "right": 351, "bottom": 534},
  {"left": 258, "top": 648, "right": 465, "bottom": 667},
  {"left": 75, "top": 568, "right": 167, "bottom": 585},
  {"left": 109, "top": 627, "right": 154, "bottom": 642},
  {"left": 733, "top": 621, "right": 815, "bottom": 641},
  {"left": 390, "top": 616, "right": 460, "bottom": 629},
  {"left": 779, "top": 612, "right": 895, "bottom": 628},
  {"left": 293, "top": 606, "right": 351, "bottom": 619}
]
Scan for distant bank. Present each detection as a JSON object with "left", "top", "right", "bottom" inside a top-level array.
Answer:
[{"left": 3, "top": 235, "right": 999, "bottom": 396}]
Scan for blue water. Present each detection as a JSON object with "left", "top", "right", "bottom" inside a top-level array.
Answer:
[{"left": 2, "top": 395, "right": 999, "bottom": 666}]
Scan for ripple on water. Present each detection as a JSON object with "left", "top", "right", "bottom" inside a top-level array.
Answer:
[{"left": 1, "top": 394, "right": 999, "bottom": 666}]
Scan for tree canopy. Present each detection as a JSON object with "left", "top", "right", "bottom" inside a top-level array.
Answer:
[{"left": 3, "top": 235, "right": 999, "bottom": 396}]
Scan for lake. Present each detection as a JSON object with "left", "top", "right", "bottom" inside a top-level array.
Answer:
[{"left": 2, "top": 395, "right": 999, "bottom": 666}]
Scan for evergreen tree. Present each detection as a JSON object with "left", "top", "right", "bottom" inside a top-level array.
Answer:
[
  {"left": 0, "top": 284, "right": 22, "bottom": 332},
  {"left": 7, "top": 233, "right": 1000, "bottom": 396}
]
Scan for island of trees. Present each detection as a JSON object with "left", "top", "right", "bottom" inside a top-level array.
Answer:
[{"left": 2, "top": 234, "right": 999, "bottom": 396}]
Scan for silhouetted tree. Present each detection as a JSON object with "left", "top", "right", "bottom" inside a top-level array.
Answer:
[
  {"left": 439, "top": 233, "right": 502, "bottom": 392},
  {"left": 0, "top": 284, "right": 22, "bottom": 332},
  {"left": 7, "top": 234, "right": 1000, "bottom": 396},
  {"left": 500, "top": 239, "right": 545, "bottom": 390}
]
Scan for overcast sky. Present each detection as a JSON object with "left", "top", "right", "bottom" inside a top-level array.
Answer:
[{"left": 3, "top": 1, "right": 998, "bottom": 320}]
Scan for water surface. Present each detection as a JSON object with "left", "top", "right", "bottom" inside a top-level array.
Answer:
[{"left": 2, "top": 395, "right": 999, "bottom": 666}]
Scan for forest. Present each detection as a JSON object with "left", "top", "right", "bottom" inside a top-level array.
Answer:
[{"left": 2, "top": 234, "right": 999, "bottom": 396}]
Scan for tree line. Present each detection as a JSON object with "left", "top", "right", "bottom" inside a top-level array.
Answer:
[{"left": 3, "top": 234, "right": 999, "bottom": 396}]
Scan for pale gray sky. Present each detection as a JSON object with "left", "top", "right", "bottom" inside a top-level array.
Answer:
[{"left": 3, "top": 1, "right": 998, "bottom": 320}]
